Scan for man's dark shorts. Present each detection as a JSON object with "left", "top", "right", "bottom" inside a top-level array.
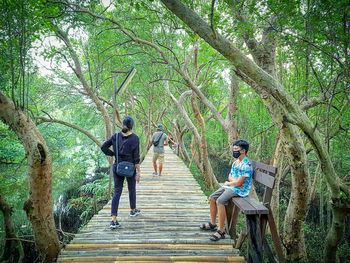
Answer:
[{"left": 210, "top": 187, "right": 239, "bottom": 205}]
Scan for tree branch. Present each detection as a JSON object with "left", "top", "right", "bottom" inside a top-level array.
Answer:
[{"left": 36, "top": 117, "right": 102, "bottom": 147}]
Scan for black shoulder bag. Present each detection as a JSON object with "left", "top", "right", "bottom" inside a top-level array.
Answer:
[
  {"left": 114, "top": 133, "right": 135, "bottom": 177},
  {"left": 153, "top": 132, "right": 164, "bottom": 147}
]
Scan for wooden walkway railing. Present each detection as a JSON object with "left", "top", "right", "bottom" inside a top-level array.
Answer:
[{"left": 58, "top": 146, "right": 244, "bottom": 262}]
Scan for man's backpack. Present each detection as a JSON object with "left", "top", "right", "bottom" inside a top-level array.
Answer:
[{"left": 153, "top": 132, "right": 164, "bottom": 147}]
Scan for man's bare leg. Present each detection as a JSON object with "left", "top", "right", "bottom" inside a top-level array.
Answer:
[
  {"left": 217, "top": 202, "right": 226, "bottom": 231},
  {"left": 210, "top": 198, "right": 217, "bottom": 225},
  {"left": 158, "top": 163, "right": 163, "bottom": 175},
  {"left": 153, "top": 160, "right": 158, "bottom": 174}
]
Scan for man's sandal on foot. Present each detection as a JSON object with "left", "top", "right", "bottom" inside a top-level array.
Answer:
[
  {"left": 199, "top": 222, "right": 217, "bottom": 231},
  {"left": 209, "top": 230, "right": 225, "bottom": 241}
]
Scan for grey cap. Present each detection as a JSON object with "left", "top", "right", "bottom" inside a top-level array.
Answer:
[{"left": 157, "top": 124, "right": 163, "bottom": 131}]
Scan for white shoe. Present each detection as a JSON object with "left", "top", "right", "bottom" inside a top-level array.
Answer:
[{"left": 152, "top": 172, "right": 159, "bottom": 176}]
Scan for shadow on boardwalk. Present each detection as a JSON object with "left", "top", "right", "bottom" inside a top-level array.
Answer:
[{"left": 58, "top": 146, "right": 244, "bottom": 262}]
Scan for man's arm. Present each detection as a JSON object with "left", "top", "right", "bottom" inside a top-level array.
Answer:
[{"left": 226, "top": 176, "right": 246, "bottom": 187}]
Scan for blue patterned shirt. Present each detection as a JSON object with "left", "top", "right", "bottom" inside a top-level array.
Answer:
[{"left": 226, "top": 156, "right": 253, "bottom": 197}]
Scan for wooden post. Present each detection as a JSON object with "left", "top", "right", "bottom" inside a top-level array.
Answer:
[
  {"left": 246, "top": 215, "right": 263, "bottom": 263},
  {"left": 226, "top": 203, "right": 240, "bottom": 241},
  {"left": 263, "top": 237, "right": 278, "bottom": 263},
  {"left": 268, "top": 209, "right": 285, "bottom": 263}
]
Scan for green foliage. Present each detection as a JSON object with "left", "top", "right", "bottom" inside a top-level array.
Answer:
[
  {"left": 79, "top": 177, "right": 109, "bottom": 198},
  {"left": 67, "top": 176, "right": 109, "bottom": 225},
  {"left": 0, "top": 124, "right": 25, "bottom": 164}
]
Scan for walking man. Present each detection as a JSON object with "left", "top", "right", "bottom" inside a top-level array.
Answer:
[{"left": 152, "top": 124, "right": 168, "bottom": 176}]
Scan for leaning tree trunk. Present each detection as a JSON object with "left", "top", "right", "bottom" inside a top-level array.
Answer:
[
  {"left": 280, "top": 123, "right": 309, "bottom": 260},
  {"left": 159, "top": 1, "right": 350, "bottom": 262},
  {"left": 191, "top": 92, "right": 218, "bottom": 189},
  {"left": 258, "top": 67, "right": 309, "bottom": 261},
  {"left": 0, "top": 92, "right": 60, "bottom": 262},
  {"left": 0, "top": 195, "right": 24, "bottom": 263},
  {"left": 270, "top": 133, "right": 284, "bottom": 229},
  {"left": 191, "top": 43, "right": 239, "bottom": 150},
  {"left": 167, "top": 88, "right": 218, "bottom": 189}
]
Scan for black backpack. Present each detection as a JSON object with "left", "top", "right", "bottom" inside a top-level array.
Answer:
[{"left": 153, "top": 132, "right": 164, "bottom": 146}]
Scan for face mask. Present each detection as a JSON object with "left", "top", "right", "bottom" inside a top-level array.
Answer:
[{"left": 232, "top": 151, "right": 241, "bottom": 158}]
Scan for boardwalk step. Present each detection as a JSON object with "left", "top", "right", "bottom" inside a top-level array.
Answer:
[
  {"left": 64, "top": 243, "right": 235, "bottom": 250},
  {"left": 60, "top": 249, "right": 238, "bottom": 257},
  {"left": 58, "top": 255, "right": 244, "bottom": 262},
  {"left": 70, "top": 238, "right": 234, "bottom": 245}
]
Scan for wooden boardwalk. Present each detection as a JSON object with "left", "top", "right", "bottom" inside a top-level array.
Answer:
[{"left": 58, "top": 147, "right": 244, "bottom": 262}]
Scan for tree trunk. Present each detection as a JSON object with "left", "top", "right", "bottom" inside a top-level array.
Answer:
[
  {"left": 178, "top": 61, "right": 239, "bottom": 151},
  {"left": 270, "top": 133, "right": 283, "bottom": 229},
  {"left": 0, "top": 195, "right": 24, "bottom": 263},
  {"left": 172, "top": 119, "right": 190, "bottom": 162},
  {"left": 166, "top": 88, "right": 218, "bottom": 189},
  {"left": 281, "top": 124, "right": 308, "bottom": 261},
  {"left": 0, "top": 92, "right": 59, "bottom": 262},
  {"left": 191, "top": 92, "right": 218, "bottom": 189},
  {"left": 264, "top": 98, "right": 309, "bottom": 261},
  {"left": 226, "top": 69, "right": 239, "bottom": 147},
  {"left": 190, "top": 135, "right": 201, "bottom": 170},
  {"left": 252, "top": 46, "right": 308, "bottom": 261},
  {"left": 320, "top": 176, "right": 325, "bottom": 230}
]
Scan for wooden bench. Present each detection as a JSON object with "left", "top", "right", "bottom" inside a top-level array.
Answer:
[{"left": 226, "top": 161, "right": 285, "bottom": 263}]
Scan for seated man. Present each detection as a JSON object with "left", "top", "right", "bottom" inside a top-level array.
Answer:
[{"left": 200, "top": 139, "right": 253, "bottom": 241}]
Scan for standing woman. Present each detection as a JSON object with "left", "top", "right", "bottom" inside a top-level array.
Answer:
[{"left": 101, "top": 116, "right": 141, "bottom": 229}]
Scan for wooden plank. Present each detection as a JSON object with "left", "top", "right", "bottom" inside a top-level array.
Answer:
[
  {"left": 232, "top": 197, "right": 255, "bottom": 212},
  {"left": 232, "top": 197, "right": 268, "bottom": 215},
  {"left": 65, "top": 243, "right": 236, "bottom": 250},
  {"left": 253, "top": 161, "right": 277, "bottom": 175},
  {"left": 60, "top": 249, "right": 237, "bottom": 257},
  {"left": 69, "top": 239, "right": 235, "bottom": 245},
  {"left": 58, "top": 255, "right": 245, "bottom": 262},
  {"left": 254, "top": 171, "right": 275, "bottom": 189}
]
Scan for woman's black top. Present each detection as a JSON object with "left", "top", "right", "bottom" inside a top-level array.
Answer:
[{"left": 101, "top": 132, "right": 140, "bottom": 164}]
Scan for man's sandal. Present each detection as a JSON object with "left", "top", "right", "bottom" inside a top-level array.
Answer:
[
  {"left": 209, "top": 230, "right": 225, "bottom": 241},
  {"left": 200, "top": 222, "right": 217, "bottom": 231}
]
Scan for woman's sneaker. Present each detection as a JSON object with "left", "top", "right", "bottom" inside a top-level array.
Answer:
[
  {"left": 130, "top": 209, "right": 141, "bottom": 217},
  {"left": 110, "top": 220, "right": 121, "bottom": 229}
]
